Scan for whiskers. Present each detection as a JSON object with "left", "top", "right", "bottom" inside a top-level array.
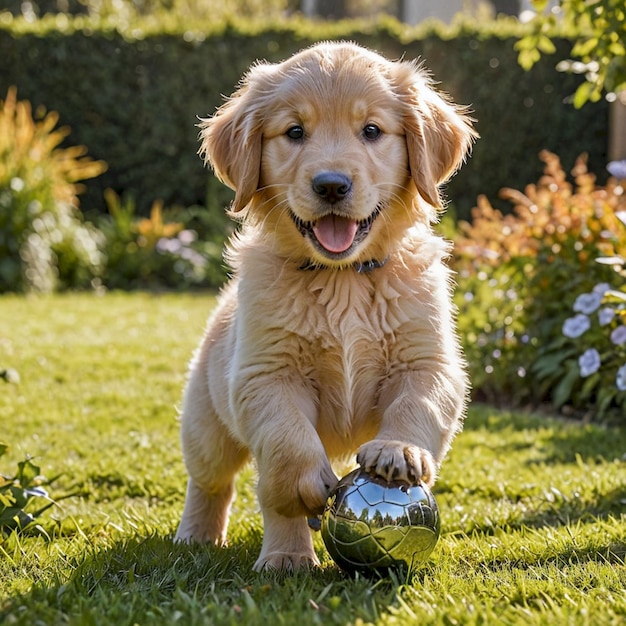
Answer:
[
  {"left": 369, "top": 181, "right": 417, "bottom": 249},
  {"left": 244, "top": 184, "right": 303, "bottom": 259},
  {"left": 250, "top": 183, "right": 290, "bottom": 228}
]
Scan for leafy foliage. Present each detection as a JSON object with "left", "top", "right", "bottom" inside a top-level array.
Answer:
[
  {"left": 454, "top": 151, "right": 626, "bottom": 420},
  {"left": 0, "top": 443, "right": 74, "bottom": 535},
  {"left": 0, "top": 87, "right": 106, "bottom": 292},
  {"left": 517, "top": 0, "right": 626, "bottom": 106},
  {"left": 545, "top": 220, "right": 626, "bottom": 417},
  {"left": 97, "top": 190, "right": 228, "bottom": 289},
  {"left": 3, "top": 0, "right": 295, "bottom": 20},
  {"left": 0, "top": 86, "right": 227, "bottom": 292}
]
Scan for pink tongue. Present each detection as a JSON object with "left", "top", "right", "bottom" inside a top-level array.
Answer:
[{"left": 312, "top": 215, "right": 359, "bottom": 254}]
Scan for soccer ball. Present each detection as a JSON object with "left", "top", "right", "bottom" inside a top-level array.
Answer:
[{"left": 320, "top": 467, "right": 440, "bottom": 573}]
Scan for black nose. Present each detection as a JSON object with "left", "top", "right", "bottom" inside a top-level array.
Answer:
[{"left": 312, "top": 172, "right": 352, "bottom": 203}]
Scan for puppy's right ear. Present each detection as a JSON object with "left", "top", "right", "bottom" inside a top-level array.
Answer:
[{"left": 198, "top": 70, "right": 265, "bottom": 213}]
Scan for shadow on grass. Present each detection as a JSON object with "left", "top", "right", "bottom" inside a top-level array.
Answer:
[
  {"left": 4, "top": 529, "right": 623, "bottom": 625},
  {"left": 3, "top": 406, "right": 623, "bottom": 623},
  {"left": 443, "top": 481, "right": 626, "bottom": 531},
  {"left": 470, "top": 520, "right": 626, "bottom": 574},
  {"left": 1, "top": 534, "right": 410, "bottom": 625},
  {"left": 466, "top": 404, "right": 626, "bottom": 441},
  {"left": 439, "top": 406, "right": 626, "bottom": 550}
]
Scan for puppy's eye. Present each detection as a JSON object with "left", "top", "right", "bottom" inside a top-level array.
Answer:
[
  {"left": 286, "top": 125, "right": 304, "bottom": 140},
  {"left": 363, "top": 124, "right": 382, "bottom": 141}
]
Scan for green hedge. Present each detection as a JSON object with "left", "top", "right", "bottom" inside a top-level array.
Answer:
[{"left": 0, "top": 15, "right": 609, "bottom": 220}]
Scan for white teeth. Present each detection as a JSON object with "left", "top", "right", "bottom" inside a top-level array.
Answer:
[
  {"left": 290, "top": 205, "right": 383, "bottom": 259},
  {"left": 291, "top": 206, "right": 382, "bottom": 235}
]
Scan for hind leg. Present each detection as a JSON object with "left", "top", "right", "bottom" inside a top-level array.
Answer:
[
  {"left": 175, "top": 366, "right": 249, "bottom": 545},
  {"left": 176, "top": 473, "right": 242, "bottom": 545}
]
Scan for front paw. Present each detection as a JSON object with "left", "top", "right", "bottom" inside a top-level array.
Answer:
[
  {"left": 259, "top": 453, "right": 338, "bottom": 518},
  {"left": 253, "top": 512, "right": 320, "bottom": 573},
  {"left": 357, "top": 440, "right": 436, "bottom": 486},
  {"left": 295, "top": 461, "right": 338, "bottom": 516}
]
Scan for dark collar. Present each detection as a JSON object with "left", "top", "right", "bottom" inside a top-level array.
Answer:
[{"left": 299, "top": 258, "right": 388, "bottom": 273}]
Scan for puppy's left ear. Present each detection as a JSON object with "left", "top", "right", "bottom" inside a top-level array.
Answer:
[
  {"left": 399, "top": 64, "right": 478, "bottom": 209},
  {"left": 198, "top": 65, "right": 268, "bottom": 213}
]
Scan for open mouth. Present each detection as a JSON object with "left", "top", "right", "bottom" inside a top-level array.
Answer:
[{"left": 291, "top": 207, "right": 382, "bottom": 260}]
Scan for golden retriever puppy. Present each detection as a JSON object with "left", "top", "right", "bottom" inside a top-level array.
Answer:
[{"left": 175, "top": 41, "right": 477, "bottom": 572}]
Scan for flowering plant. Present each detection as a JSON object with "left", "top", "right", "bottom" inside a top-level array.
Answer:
[
  {"left": 555, "top": 204, "right": 626, "bottom": 416},
  {"left": 97, "top": 191, "right": 226, "bottom": 290},
  {"left": 454, "top": 152, "right": 626, "bottom": 421}
]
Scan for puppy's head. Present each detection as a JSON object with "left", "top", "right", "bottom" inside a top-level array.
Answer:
[{"left": 200, "top": 42, "right": 477, "bottom": 268}]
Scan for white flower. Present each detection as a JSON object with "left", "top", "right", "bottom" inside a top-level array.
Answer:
[
  {"left": 156, "top": 237, "right": 182, "bottom": 254},
  {"left": 25, "top": 486, "right": 49, "bottom": 498},
  {"left": 616, "top": 364, "right": 626, "bottom": 391},
  {"left": 607, "top": 160, "right": 626, "bottom": 179},
  {"left": 573, "top": 292, "right": 603, "bottom": 314},
  {"left": 177, "top": 229, "right": 197, "bottom": 245},
  {"left": 610, "top": 326, "right": 626, "bottom": 345},
  {"left": 10, "top": 177, "right": 25, "bottom": 192},
  {"left": 598, "top": 307, "right": 615, "bottom": 326},
  {"left": 579, "top": 349, "right": 601, "bottom": 377},
  {"left": 563, "top": 314, "right": 591, "bottom": 338}
]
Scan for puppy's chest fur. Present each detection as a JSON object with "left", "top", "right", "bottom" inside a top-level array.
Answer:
[{"left": 264, "top": 267, "right": 413, "bottom": 456}]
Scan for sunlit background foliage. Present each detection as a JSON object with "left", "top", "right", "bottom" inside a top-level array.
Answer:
[
  {"left": 454, "top": 151, "right": 626, "bottom": 420},
  {"left": 1, "top": 0, "right": 625, "bottom": 422}
]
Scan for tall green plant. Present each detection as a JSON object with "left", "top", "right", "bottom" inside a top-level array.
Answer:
[
  {"left": 0, "top": 87, "right": 106, "bottom": 292},
  {"left": 97, "top": 190, "right": 227, "bottom": 290}
]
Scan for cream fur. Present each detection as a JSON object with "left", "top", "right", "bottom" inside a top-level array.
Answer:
[{"left": 175, "top": 41, "right": 477, "bottom": 572}]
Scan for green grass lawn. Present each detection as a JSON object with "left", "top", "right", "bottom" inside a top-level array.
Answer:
[{"left": 1, "top": 292, "right": 625, "bottom": 625}]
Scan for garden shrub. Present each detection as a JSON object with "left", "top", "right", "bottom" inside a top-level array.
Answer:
[
  {"left": 0, "top": 84, "right": 227, "bottom": 293},
  {"left": 455, "top": 151, "right": 626, "bottom": 421},
  {"left": 96, "top": 190, "right": 229, "bottom": 290},
  {"left": 0, "top": 87, "right": 106, "bottom": 293},
  {"left": 0, "top": 14, "right": 609, "bottom": 220}
]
